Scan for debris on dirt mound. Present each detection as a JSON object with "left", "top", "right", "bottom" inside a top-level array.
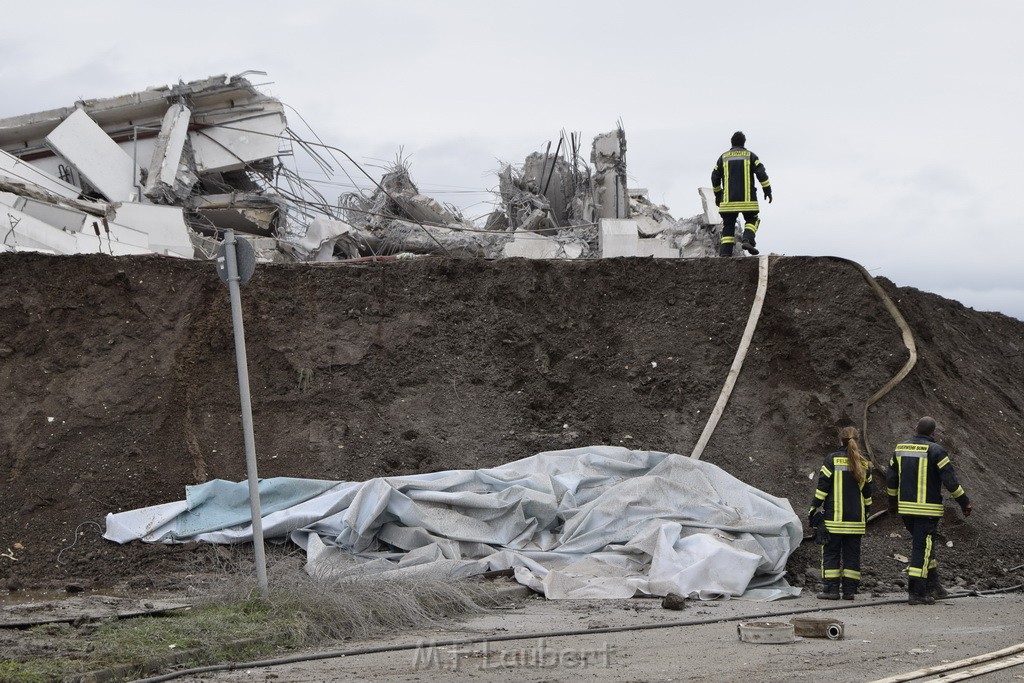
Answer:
[{"left": 0, "top": 253, "right": 1022, "bottom": 594}]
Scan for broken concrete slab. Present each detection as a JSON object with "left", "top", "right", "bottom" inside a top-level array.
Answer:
[
  {"left": 0, "top": 149, "right": 79, "bottom": 199},
  {"left": 591, "top": 129, "right": 628, "bottom": 220},
  {"left": 502, "top": 232, "right": 560, "bottom": 259},
  {"left": 188, "top": 103, "right": 286, "bottom": 174},
  {"left": 636, "top": 238, "right": 679, "bottom": 259},
  {"left": 109, "top": 203, "right": 193, "bottom": 258},
  {"left": 634, "top": 214, "right": 664, "bottom": 238},
  {"left": 144, "top": 104, "right": 197, "bottom": 203},
  {"left": 699, "top": 187, "right": 723, "bottom": 225},
  {"left": 44, "top": 108, "right": 138, "bottom": 202},
  {"left": 599, "top": 218, "right": 639, "bottom": 258},
  {"left": 1, "top": 204, "right": 150, "bottom": 256},
  {"left": 0, "top": 177, "right": 113, "bottom": 220},
  {"left": 292, "top": 218, "right": 372, "bottom": 261}
]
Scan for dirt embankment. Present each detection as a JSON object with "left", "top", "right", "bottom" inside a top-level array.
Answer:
[{"left": 1, "top": 253, "right": 1022, "bottom": 592}]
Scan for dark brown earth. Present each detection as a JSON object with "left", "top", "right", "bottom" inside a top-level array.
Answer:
[{"left": 1, "top": 253, "right": 1022, "bottom": 595}]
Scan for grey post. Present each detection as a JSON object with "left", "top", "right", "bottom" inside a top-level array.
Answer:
[{"left": 219, "top": 229, "right": 268, "bottom": 597}]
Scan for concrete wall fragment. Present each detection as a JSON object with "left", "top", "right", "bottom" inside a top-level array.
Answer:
[
  {"left": 109, "top": 203, "right": 194, "bottom": 258},
  {"left": 0, "top": 149, "right": 79, "bottom": 199},
  {"left": 591, "top": 130, "right": 628, "bottom": 220},
  {"left": 1, "top": 205, "right": 151, "bottom": 256},
  {"left": 636, "top": 238, "right": 679, "bottom": 258},
  {"left": 699, "top": 187, "right": 723, "bottom": 225},
  {"left": 144, "top": 104, "right": 197, "bottom": 203},
  {"left": 502, "top": 233, "right": 561, "bottom": 259},
  {"left": 599, "top": 218, "right": 639, "bottom": 258},
  {"left": 44, "top": 108, "right": 138, "bottom": 201},
  {"left": 188, "top": 104, "right": 287, "bottom": 174}
]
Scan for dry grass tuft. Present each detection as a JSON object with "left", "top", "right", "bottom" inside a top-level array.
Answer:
[{"left": 194, "top": 546, "right": 496, "bottom": 643}]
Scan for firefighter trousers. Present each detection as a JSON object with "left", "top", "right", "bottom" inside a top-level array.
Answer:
[
  {"left": 820, "top": 532, "right": 862, "bottom": 594},
  {"left": 902, "top": 515, "right": 940, "bottom": 596},
  {"left": 719, "top": 211, "right": 760, "bottom": 257}
]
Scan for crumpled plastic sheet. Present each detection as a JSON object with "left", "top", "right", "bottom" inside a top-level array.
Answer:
[{"left": 104, "top": 446, "right": 802, "bottom": 601}]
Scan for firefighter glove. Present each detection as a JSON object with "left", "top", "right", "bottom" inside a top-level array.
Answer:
[
  {"left": 887, "top": 498, "right": 898, "bottom": 515},
  {"left": 764, "top": 188, "right": 773, "bottom": 203},
  {"left": 714, "top": 191, "right": 722, "bottom": 207},
  {"left": 961, "top": 501, "right": 973, "bottom": 517}
]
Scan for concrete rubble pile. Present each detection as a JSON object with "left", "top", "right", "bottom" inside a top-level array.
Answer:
[
  {"left": 332, "top": 161, "right": 503, "bottom": 259},
  {"left": 489, "top": 128, "right": 722, "bottom": 260},
  {"left": 1, "top": 72, "right": 724, "bottom": 263},
  {"left": 0, "top": 73, "right": 294, "bottom": 261}
]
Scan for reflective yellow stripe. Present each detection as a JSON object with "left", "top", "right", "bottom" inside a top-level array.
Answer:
[
  {"left": 720, "top": 201, "right": 760, "bottom": 211},
  {"left": 917, "top": 455, "right": 927, "bottom": 504},
  {"left": 908, "top": 567, "right": 925, "bottom": 578},
  {"left": 938, "top": 456, "right": 950, "bottom": 468},
  {"left": 721, "top": 236, "right": 736, "bottom": 244},
  {"left": 823, "top": 569, "right": 842, "bottom": 578},
  {"left": 896, "top": 444, "right": 929, "bottom": 453},
  {"left": 842, "top": 569, "right": 861, "bottom": 579},
  {"left": 952, "top": 486, "right": 965, "bottom": 498},
  {"left": 760, "top": 179, "right": 770, "bottom": 187},
  {"left": 833, "top": 469, "right": 843, "bottom": 522},
  {"left": 898, "top": 502, "right": 944, "bottom": 516},
  {"left": 887, "top": 487, "right": 898, "bottom": 496},
  {"left": 743, "top": 159, "right": 751, "bottom": 202},
  {"left": 821, "top": 465, "right": 831, "bottom": 477},
  {"left": 815, "top": 490, "right": 828, "bottom": 500},
  {"left": 923, "top": 534, "right": 933, "bottom": 579},
  {"left": 864, "top": 498, "right": 873, "bottom": 506}
]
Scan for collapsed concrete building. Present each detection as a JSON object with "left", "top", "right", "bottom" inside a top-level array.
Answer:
[{"left": 0, "top": 72, "right": 724, "bottom": 263}]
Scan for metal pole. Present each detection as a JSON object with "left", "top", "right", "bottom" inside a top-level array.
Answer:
[{"left": 223, "top": 229, "right": 269, "bottom": 597}]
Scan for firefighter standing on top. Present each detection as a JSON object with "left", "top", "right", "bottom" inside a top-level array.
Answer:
[
  {"left": 887, "top": 416, "right": 973, "bottom": 605},
  {"left": 711, "top": 131, "right": 772, "bottom": 257}
]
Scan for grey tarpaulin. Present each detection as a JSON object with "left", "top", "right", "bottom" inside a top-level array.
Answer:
[{"left": 104, "top": 447, "right": 802, "bottom": 600}]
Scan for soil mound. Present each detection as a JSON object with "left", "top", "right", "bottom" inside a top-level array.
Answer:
[{"left": 1, "top": 253, "right": 1022, "bottom": 593}]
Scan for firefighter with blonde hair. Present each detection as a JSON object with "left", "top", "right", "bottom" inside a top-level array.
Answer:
[{"left": 808, "top": 426, "right": 872, "bottom": 600}]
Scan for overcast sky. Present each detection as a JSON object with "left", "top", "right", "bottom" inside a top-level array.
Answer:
[{"left": 2, "top": 1, "right": 1021, "bottom": 320}]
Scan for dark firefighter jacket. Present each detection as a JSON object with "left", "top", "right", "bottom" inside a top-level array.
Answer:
[
  {"left": 886, "top": 434, "right": 970, "bottom": 517},
  {"left": 809, "top": 449, "right": 873, "bottom": 534},
  {"left": 711, "top": 146, "right": 770, "bottom": 212}
]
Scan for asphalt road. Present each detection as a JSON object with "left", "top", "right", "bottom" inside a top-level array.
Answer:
[{"left": 187, "top": 589, "right": 1024, "bottom": 682}]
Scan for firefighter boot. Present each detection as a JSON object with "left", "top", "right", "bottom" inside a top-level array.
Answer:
[
  {"left": 841, "top": 579, "right": 858, "bottom": 601},
  {"left": 741, "top": 229, "right": 759, "bottom": 255},
  {"left": 908, "top": 592, "right": 936, "bottom": 606},
  {"left": 816, "top": 582, "right": 840, "bottom": 600},
  {"left": 908, "top": 575, "right": 934, "bottom": 605},
  {"left": 926, "top": 572, "right": 950, "bottom": 600},
  {"left": 719, "top": 242, "right": 734, "bottom": 258}
]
